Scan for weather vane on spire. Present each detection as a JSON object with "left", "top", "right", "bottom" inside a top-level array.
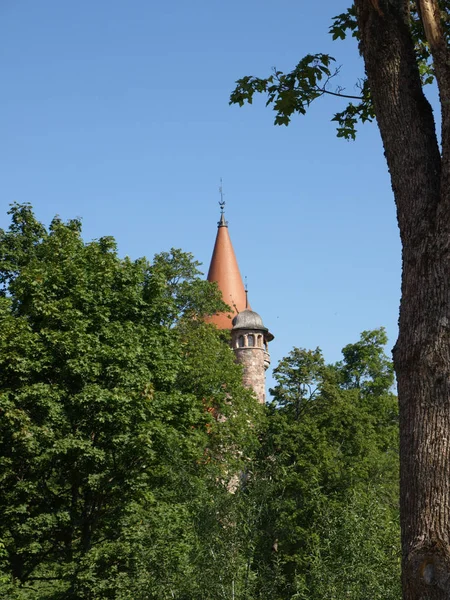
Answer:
[
  {"left": 245, "top": 276, "right": 249, "bottom": 309},
  {"left": 218, "top": 178, "right": 228, "bottom": 227},
  {"left": 219, "top": 178, "right": 225, "bottom": 213}
]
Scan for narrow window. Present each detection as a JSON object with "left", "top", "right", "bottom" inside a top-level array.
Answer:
[
  {"left": 238, "top": 335, "right": 245, "bottom": 347},
  {"left": 248, "top": 334, "right": 255, "bottom": 346}
]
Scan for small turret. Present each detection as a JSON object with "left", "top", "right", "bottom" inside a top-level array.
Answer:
[{"left": 231, "top": 309, "right": 274, "bottom": 404}]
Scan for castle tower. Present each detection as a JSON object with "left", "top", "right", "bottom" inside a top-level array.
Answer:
[{"left": 206, "top": 200, "right": 273, "bottom": 404}]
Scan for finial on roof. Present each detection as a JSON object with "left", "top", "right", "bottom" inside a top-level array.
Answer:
[
  {"left": 245, "top": 276, "right": 249, "bottom": 309},
  {"left": 218, "top": 178, "right": 228, "bottom": 227}
]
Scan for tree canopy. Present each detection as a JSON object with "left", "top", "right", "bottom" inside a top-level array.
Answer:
[
  {"left": 242, "top": 329, "right": 400, "bottom": 599},
  {"left": 0, "top": 204, "right": 400, "bottom": 599},
  {"left": 0, "top": 204, "right": 261, "bottom": 599}
]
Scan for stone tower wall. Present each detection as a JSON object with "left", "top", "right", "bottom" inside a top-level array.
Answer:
[{"left": 231, "top": 329, "right": 270, "bottom": 404}]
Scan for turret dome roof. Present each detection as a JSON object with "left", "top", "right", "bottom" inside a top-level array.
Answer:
[
  {"left": 232, "top": 309, "right": 266, "bottom": 331},
  {"left": 232, "top": 309, "right": 274, "bottom": 341}
]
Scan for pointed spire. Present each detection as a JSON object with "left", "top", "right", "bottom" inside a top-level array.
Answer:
[{"left": 206, "top": 189, "right": 250, "bottom": 329}]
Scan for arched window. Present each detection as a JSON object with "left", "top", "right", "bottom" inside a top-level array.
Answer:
[
  {"left": 238, "top": 335, "right": 245, "bottom": 348},
  {"left": 248, "top": 334, "right": 255, "bottom": 346},
  {"left": 258, "top": 335, "right": 263, "bottom": 347}
]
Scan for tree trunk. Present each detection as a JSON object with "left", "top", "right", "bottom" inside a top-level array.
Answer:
[{"left": 355, "top": 0, "right": 450, "bottom": 597}]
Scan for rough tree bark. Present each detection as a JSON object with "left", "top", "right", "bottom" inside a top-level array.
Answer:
[{"left": 354, "top": 0, "right": 450, "bottom": 597}]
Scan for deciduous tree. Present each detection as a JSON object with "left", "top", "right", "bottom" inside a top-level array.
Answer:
[
  {"left": 231, "top": 2, "right": 450, "bottom": 596},
  {"left": 0, "top": 204, "right": 260, "bottom": 599},
  {"left": 232, "top": 331, "right": 399, "bottom": 599}
]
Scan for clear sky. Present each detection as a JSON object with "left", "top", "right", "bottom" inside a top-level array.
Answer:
[{"left": 1, "top": 0, "right": 415, "bottom": 388}]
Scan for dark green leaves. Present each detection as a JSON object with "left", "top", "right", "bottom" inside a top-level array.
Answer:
[
  {"left": 230, "top": 54, "right": 336, "bottom": 127},
  {"left": 329, "top": 6, "right": 359, "bottom": 41},
  {"left": 0, "top": 205, "right": 261, "bottom": 598},
  {"left": 248, "top": 329, "right": 399, "bottom": 598},
  {"left": 230, "top": 1, "right": 440, "bottom": 139},
  {"left": 230, "top": 52, "right": 375, "bottom": 139},
  {"left": 331, "top": 77, "right": 375, "bottom": 140}
]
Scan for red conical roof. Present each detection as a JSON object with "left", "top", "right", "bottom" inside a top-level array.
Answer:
[{"left": 206, "top": 213, "right": 249, "bottom": 329}]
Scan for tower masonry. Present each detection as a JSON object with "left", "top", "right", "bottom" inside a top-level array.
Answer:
[{"left": 206, "top": 200, "right": 274, "bottom": 403}]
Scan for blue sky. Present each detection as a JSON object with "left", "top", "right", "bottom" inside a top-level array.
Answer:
[{"left": 1, "top": 0, "right": 409, "bottom": 387}]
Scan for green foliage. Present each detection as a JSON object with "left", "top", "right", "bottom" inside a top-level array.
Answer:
[
  {"left": 230, "top": 54, "right": 338, "bottom": 127},
  {"left": 229, "top": 1, "right": 443, "bottom": 139},
  {"left": 329, "top": 6, "right": 359, "bottom": 41},
  {"left": 0, "top": 205, "right": 400, "bottom": 598},
  {"left": 241, "top": 329, "right": 400, "bottom": 599},
  {"left": 270, "top": 347, "right": 326, "bottom": 418},
  {"left": 308, "top": 486, "right": 401, "bottom": 600},
  {"left": 330, "top": 78, "right": 374, "bottom": 141},
  {"left": 338, "top": 327, "right": 394, "bottom": 393},
  {"left": 0, "top": 204, "right": 261, "bottom": 599}
]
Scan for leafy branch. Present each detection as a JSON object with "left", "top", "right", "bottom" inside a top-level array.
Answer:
[
  {"left": 230, "top": 2, "right": 441, "bottom": 140},
  {"left": 229, "top": 53, "right": 374, "bottom": 139}
]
